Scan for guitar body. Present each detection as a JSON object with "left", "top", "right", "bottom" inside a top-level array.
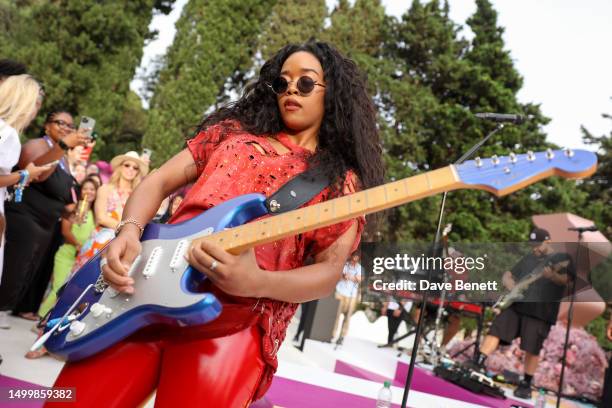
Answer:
[
  {"left": 493, "top": 257, "right": 571, "bottom": 310},
  {"left": 493, "top": 272, "right": 542, "bottom": 310},
  {"left": 44, "top": 193, "right": 269, "bottom": 362}
]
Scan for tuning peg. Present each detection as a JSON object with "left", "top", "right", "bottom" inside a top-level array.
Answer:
[
  {"left": 491, "top": 155, "right": 500, "bottom": 166},
  {"left": 509, "top": 152, "right": 518, "bottom": 164},
  {"left": 527, "top": 151, "right": 536, "bottom": 162},
  {"left": 474, "top": 157, "right": 483, "bottom": 168},
  {"left": 564, "top": 147, "right": 574, "bottom": 158},
  {"left": 546, "top": 148, "right": 555, "bottom": 160}
]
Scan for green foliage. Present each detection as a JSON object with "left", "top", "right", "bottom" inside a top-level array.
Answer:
[
  {"left": 258, "top": 0, "right": 327, "bottom": 62},
  {"left": 581, "top": 106, "right": 612, "bottom": 239},
  {"left": 0, "top": 0, "right": 173, "bottom": 160},
  {"left": 378, "top": 0, "right": 590, "bottom": 243},
  {"left": 143, "top": 0, "right": 276, "bottom": 167},
  {"left": 3, "top": 0, "right": 601, "bottom": 244},
  {"left": 586, "top": 313, "right": 612, "bottom": 351},
  {"left": 110, "top": 91, "right": 149, "bottom": 157}
]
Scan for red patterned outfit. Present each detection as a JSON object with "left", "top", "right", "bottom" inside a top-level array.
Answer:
[{"left": 47, "top": 124, "right": 363, "bottom": 408}]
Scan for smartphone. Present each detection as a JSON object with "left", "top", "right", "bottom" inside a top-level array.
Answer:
[
  {"left": 42, "top": 160, "right": 61, "bottom": 168},
  {"left": 78, "top": 116, "right": 96, "bottom": 162},
  {"left": 141, "top": 148, "right": 152, "bottom": 161},
  {"left": 79, "top": 116, "right": 96, "bottom": 138}
]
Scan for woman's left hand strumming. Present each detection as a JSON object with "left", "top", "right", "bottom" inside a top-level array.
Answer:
[{"left": 187, "top": 240, "right": 264, "bottom": 298}]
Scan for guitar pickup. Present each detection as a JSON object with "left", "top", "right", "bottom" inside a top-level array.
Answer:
[
  {"left": 169, "top": 240, "right": 189, "bottom": 272},
  {"left": 127, "top": 255, "right": 142, "bottom": 277},
  {"left": 142, "top": 247, "right": 162, "bottom": 278}
]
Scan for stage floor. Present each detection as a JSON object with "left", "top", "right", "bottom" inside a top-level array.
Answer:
[{"left": 0, "top": 312, "right": 596, "bottom": 407}]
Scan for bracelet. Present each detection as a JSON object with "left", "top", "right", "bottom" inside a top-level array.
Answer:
[
  {"left": 14, "top": 170, "right": 30, "bottom": 203},
  {"left": 115, "top": 218, "right": 145, "bottom": 237},
  {"left": 18, "top": 169, "right": 29, "bottom": 184},
  {"left": 58, "top": 138, "right": 70, "bottom": 151}
]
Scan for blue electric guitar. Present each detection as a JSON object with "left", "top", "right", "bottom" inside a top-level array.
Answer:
[{"left": 37, "top": 148, "right": 597, "bottom": 361}]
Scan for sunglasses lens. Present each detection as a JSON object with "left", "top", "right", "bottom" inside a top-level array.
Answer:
[
  {"left": 271, "top": 77, "right": 288, "bottom": 94},
  {"left": 297, "top": 77, "right": 316, "bottom": 94}
]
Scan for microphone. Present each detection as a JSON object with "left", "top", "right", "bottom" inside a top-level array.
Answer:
[
  {"left": 568, "top": 226, "right": 598, "bottom": 232},
  {"left": 475, "top": 112, "right": 525, "bottom": 124}
]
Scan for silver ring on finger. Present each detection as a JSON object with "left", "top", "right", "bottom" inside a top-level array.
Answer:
[
  {"left": 210, "top": 260, "right": 218, "bottom": 271},
  {"left": 100, "top": 257, "right": 108, "bottom": 269}
]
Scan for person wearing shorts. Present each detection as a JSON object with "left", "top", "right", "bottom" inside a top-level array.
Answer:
[{"left": 464, "top": 228, "right": 574, "bottom": 400}]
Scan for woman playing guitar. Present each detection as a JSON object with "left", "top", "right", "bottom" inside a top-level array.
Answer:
[{"left": 46, "top": 42, "right": 384, "bottom": 408}]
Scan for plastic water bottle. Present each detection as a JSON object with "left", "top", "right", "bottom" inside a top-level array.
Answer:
[
  {"left": 534, "top": 388, "right": 546, "bottom": 408},
  {"left": 376, "top": 381, "right": 392, "bottom": 408}
]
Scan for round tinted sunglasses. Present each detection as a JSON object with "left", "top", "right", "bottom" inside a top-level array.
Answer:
[{"left": 267, "top": 76, "right": 326, "bottom": 96}]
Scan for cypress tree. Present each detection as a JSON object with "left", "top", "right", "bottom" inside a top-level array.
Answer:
[
  {"left": 143, "top": 0, "right": 276, "bottom": 166},
  {"left": 257, "top": 0, "right": 327, "bottom": 62},
  {"left": 581, "top": 107, "right": 612, "bottom": 237},
  {"left": 384, "top": 0, "right": 589, "bottom": 242}
]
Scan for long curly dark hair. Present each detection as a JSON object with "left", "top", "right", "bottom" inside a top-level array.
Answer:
[{"left": 197, "top": 41, "right": 384, "bottom": 193}]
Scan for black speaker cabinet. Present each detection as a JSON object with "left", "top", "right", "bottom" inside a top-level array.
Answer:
[{"left": 304, "top": 294, "right": 340, "bottom": 343}]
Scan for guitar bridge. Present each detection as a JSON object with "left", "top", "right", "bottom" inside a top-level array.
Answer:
[{"left": 94, "top": 273, "right": 109, "bottom": 294}]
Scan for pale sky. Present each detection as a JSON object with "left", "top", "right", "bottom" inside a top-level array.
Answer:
[{"left": 131, "top": 0, "right": 612, "bottom": 151}]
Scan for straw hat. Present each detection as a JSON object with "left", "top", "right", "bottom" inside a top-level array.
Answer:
[{"left": 110, "top": 151, "right": 149, "bottom": 176}]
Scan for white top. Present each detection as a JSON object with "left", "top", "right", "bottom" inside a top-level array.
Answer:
[
  {"left": 336, "top": 262, "right": 362, "bottom": 298},
  {"left": 0, "top": 118, "right": 21, "bottom": 214}
]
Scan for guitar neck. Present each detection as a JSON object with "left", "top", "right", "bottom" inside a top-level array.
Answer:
[
  {"left": 516, "top": 271, "right": 544, "bottom": 289},
  {"left": 192, "top": 165, "right": 462, "bottom": 254}
]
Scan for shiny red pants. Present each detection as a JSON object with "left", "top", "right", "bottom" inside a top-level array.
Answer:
[{"left": 45, "top": 325, "right": 265, "bottom": 408}]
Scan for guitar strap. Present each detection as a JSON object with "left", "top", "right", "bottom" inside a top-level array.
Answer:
[{"left": 264, "top": 166, "right": 332, "bottom": 215}]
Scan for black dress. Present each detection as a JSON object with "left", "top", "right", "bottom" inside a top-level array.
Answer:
[{"left": 0, "top": 162, "right": 76, "bottom": 314}]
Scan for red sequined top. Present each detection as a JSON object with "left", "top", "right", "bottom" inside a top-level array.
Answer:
[{"left": 169, "top": 123, "right": 364, "bottom": 399}]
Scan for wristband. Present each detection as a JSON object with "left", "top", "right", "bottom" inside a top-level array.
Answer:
[
  {"left": 58, "top": 138, "right": 70, "bottom": 151},
  {"left": 14, "top": 170, "right": 30, "bottom": 203}
]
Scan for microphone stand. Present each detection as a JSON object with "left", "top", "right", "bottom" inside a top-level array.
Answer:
[
  {"left": 401, "top": 123, "right": 505, "bottom": 408},
  {"left": 555, "top": 229, "right": 589, "bottom": 408}
]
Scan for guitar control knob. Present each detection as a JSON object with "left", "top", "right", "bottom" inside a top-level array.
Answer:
[
  {"left": 69, "top": 320, "right": 86, "bottom": 337},
  {"left": 527, "top": 150, "right": 536, "bottom": 162},
  {"left": 491, "top": 155, "right": 500, "bottom": 166},
  {"left": 90, "top": 303, "right": 105, "bottom": 318},
  {"left": 546, "top": 148, "right": 555, "bottom": 160}
]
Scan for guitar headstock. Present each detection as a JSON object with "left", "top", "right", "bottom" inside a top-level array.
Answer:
[{"left": 455, "top": 148, "right": 597, "bottom": 196}]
